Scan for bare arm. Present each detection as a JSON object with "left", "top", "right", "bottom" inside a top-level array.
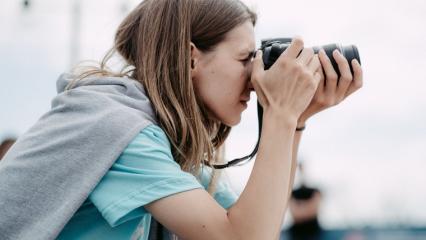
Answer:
[
  {"left": 288, "top": 128, "right": 303, "bottom": 200},
  {"left": 228, "top": 112, "right": 296, "bottom": 239},
  {"left": 273, "top": 126, "right": 303, "bottom": 240}
]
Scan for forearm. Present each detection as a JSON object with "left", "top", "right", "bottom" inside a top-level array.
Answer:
[
  {"left": 274, "top": 124, "right": 303, "bottom": 240},
  {"left": 288, "top": 129, "right": 303, "bottom": 198},
  {"left": 227, "top": 111, "right": 297, "bottom": 240}
]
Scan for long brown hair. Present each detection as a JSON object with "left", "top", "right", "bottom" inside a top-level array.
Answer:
[{"left": 72, "top": 0, "right": 256, "bottom": 180}]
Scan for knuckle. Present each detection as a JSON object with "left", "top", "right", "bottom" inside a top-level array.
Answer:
[
  {"left": 341, "top": 74, "right": 352, "bottom": 82},
  {"left": 328, "top": 73, "right": 338, "bottom": 81},
  {"left": 278, "top": 58, "right": 289, "bottom": 68},
  {"left": 294, "top": 64, "right": 305, "bottom": 74}
]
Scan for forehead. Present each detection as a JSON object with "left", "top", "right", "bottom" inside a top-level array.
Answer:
[{"left": 219, "top": 21, "right": 256, "bottom": 53}]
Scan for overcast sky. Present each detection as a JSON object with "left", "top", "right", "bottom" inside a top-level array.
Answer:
[{"left": 1, "top": 0, "right": 425, "bottom": 228}]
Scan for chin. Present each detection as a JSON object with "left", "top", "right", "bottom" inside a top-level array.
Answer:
[{"left": 223, "top": 115, "right": 242, "bottom": 127}]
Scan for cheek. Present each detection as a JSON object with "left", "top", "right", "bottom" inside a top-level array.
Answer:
[{"left": 193, "top": 60, "right": 249, "bottom": 124}]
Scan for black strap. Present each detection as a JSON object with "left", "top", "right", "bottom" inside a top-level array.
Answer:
[
  {"left": 205, "top": 102, "right": 263, "bottom": 169},
  {"left": 148, "top": 217, "right": 163, "bottom": 240}
]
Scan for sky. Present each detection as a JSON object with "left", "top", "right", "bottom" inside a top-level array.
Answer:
[{"left": 1, "top": 0, "right": 425, "bottom": 228}]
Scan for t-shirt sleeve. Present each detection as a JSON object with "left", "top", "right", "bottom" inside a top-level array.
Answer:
[
  {"left": 198, "top": 168, "right": 239, "bottom": 210},
  {"left": 212, "top": 175, "right": 238, "bottom": 209},
  {"left": 89, "top": 124, "right": 203, "bottom": 227}
]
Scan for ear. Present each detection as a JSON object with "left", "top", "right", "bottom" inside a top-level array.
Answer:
[{"left": 190, "top": 42, "right": 201, "bottom": 77}]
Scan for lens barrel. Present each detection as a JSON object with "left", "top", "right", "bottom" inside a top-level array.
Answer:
[{"left": 260, "top": 38, "right": 361, "bottom": 77}]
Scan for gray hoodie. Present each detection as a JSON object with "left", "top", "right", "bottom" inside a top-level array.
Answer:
[{"left": 0, "top": 73, "right": 158, "bottom": 240}]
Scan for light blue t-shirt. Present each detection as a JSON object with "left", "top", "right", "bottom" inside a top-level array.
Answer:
[{"left": 58, "top": 124, "right": 237, "bottom": 240}]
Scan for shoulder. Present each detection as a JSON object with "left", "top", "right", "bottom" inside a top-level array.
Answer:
[
  {"left": 117, "top": 124, "right": 181, "bottom": 171},
  {"left": 124, "top": 124, "right": 172, "bottom": 159},
  {"left": 131, "top": 124, "right": 171, "bottom": 148}
]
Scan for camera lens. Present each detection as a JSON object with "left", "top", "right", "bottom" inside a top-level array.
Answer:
[{"left": 260, "top": 38, "right": 361, "bottom": 77}]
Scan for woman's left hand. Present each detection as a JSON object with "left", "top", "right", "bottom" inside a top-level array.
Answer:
[{"left": 297, "top": 49, "right": 363, "bottom": 127}]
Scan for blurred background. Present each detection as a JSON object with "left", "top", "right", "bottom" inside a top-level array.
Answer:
[{"left": 1, "top": 0, "right": 425, "bottom": 239}]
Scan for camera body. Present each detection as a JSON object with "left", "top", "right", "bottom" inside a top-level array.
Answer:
[{"left": 260, "top": 38, "right": 361, "bottom": 76}]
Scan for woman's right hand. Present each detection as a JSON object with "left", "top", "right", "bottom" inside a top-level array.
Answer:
[{"left": 251, "top": 38, "right": 322, "bottom": 124}]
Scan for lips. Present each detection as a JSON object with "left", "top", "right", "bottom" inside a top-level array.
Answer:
[
  {"left": 240, "top": 101, "right": 248, "bottom": 108},
  {"left": 240, "top": 100, "right": 249, "bottom": 106}
]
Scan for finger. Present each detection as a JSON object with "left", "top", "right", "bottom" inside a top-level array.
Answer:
[
  {"left": 250, "top": 50, "right": 267, "bottom": 105},
  {"left": 333, "top": 50, "right": 353, "bottom": 100},
  {"left": 307, "top": 54, "right": 320, "bottom": 73},
  {"left": 297, "top": 48, "right": 315, "bottom": 66},
  {"left": 313, "top": 71, "right": 322, "bottom": 87},
  {"left": 281, "top": 37, "right": 304, "bottom": 59},
  {"left": 251, "top": 50, "right": 264, "bottom": 81},
  {"left": 318, "top": 49, "right": 338, "bottom": 93},
  {"left": 251, "top": 79, "right": 268, "bottom": 107},
  {"left": 333, "top": 49, "right": 353, "bottom": 87},
  {"left": 344, "top": 59, "right": 363, "bottom": 97},
  {"left": 316, "top": 67, "right": 325, "bottom": 93}
]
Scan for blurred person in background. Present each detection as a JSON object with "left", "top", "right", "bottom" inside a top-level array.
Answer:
[
  {"left": 0, "top": 0, "right": 362, "bottom": 239},
  {"left": 283, "top": 162, "right": 323, "bottom": 240}
]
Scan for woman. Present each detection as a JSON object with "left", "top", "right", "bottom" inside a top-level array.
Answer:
[{"left": 0, "top": 0, "right": 362, "bottom": 239}]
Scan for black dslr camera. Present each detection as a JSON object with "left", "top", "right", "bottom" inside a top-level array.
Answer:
[
  {"left": 260, "top": 38, "right": 361, "bottom": 76},
  {"left": 209, "top": 38, "right": 362, "bottom": 169}
]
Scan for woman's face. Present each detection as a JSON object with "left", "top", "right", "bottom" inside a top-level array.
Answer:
[{"left": 191, "top": 21, "right": 256, "bottom": 126}]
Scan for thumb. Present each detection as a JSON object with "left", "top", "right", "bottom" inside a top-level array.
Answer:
[
  {"left": 250, "top": 50, "right": 268, "bottom": 107},
  {"left": 251, "top": 50, "right": 264, "bottom": 83},
  {"left": 252, "top": 50, "right": 265, "bottom": 76}
]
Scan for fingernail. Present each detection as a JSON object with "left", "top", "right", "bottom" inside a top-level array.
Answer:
[{"left": 352, "top": 59, "right": 359, "bottom": 66}]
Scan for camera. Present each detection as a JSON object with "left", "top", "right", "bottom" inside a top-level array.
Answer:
[
  {"left": 260, "top": 38, "right": 361, "bottom": 76},
  {"left": 211, "top": 38, "right": 362, "bottom": 169}
]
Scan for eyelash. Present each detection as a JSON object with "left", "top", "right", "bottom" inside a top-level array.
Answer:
[
  {"left": 241, "top": 52, "right": 255, "bottom": 64},
  {"left": 241, "top": 56, "right": 252, "bottom": 63}
]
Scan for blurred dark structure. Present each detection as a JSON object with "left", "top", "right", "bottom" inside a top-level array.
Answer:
[
  {"left": 0, "top": 138, "right": 16, "bottom": 160},
  {"left": 22, "top": 0, "right": 30, "bottom": 9},
  {"left": 283, "top": 161, "right": 324, "bottom": 240},
  {"left": 288, "top": 185, "right": 323, "bottom": 240}
]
